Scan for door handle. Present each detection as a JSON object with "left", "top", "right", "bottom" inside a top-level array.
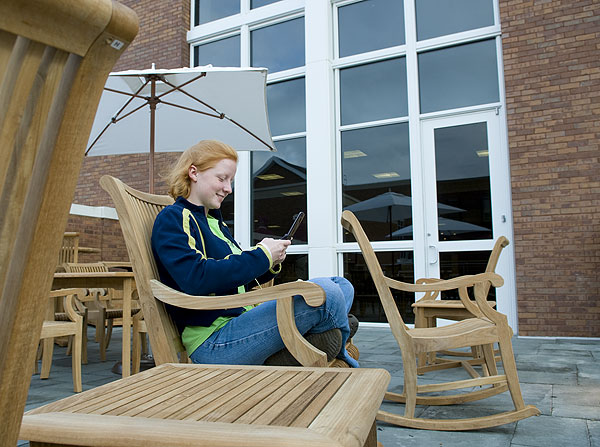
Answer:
[{"left": 428, "top": 245, "right": 438, "bottom": 264}]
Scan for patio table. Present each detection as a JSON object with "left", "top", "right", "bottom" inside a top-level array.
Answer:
[
  {"left": 21, "top": 363, "right": 390, "bottom": 447},
  {"left": 53, "top": 271, "right": 136, "bottom": 377}
]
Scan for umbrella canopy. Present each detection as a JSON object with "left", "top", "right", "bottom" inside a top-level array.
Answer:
[
  {"left": 391, "top": 217, "right": 490, "bottom": 237},
  {"left": 86, "top": 65, "right": 275, "bottom": 192},
  {"left": 344, "top": 191, "right": 463, "bottom": 222}
]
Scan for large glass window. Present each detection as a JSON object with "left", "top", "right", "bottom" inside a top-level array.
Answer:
[
  {"left": 251, "top": 17, "right": 305, "bottom": 74},
  {"left": 416, "top": 0, "right": 494, "bottom": 41},
  {"left": 252, "top": 138, "right": 307, "bottom": 244},
  {"left": 340, "top": 57, "right": 407, "bottom": 126},
  {"left": 193, "top": 35, "right": 240, "bottom": 67},
  {"left": 338, "top": 0, "right": 405, "bottom": 58},
  {"left": 439, "top": 251, "right": 496, "bottom": 300},
  {"left": 272, "top": 254, "right": 308, "bottom": 283},
  {"left": 194, "top": 0, "right": 239, "bottom": 26},
  {"left": 434, "top": 122, "right": 492, "bottom": 241},
  {"left": 418, "top": 39, "right": 500, "bottom": 113},
  {"left": 266, "top": 78, "right": 306, "bottom": 136},
  {"left": 341, "top": 123, "right": 411, "bottom": 242},
  {"left": 252, "top": 79, "right": 307, "bottom": 245},
  {"left": 343, "top": 252, "right": 415, "bottom": 323}
]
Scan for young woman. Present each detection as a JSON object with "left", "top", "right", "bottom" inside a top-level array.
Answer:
[{"left": 151, "top": 140, "right": 358, "bottom": 367}]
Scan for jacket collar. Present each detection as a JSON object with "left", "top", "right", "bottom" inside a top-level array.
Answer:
[{"left": 175, "top": 196, "right": 224, "bottom": 222}]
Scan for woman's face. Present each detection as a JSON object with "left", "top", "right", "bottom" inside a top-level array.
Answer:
[{"left": 188, "top": 158, "right": 237, "bottom": 211}]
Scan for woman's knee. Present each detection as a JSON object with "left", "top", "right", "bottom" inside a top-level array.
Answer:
[{"left": 331, "top": 276, "right": 354, "bottom": 299}]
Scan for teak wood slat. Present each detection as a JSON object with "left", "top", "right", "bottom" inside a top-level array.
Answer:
[
  {"left": 341, "top": 210, "right": 539, "bottom": 431},
  {"left": 21, "top": 363, "right": 390, "bottom": 447},
  {"left": 0, "top": 1, "right": 138, "bottom": 444}
]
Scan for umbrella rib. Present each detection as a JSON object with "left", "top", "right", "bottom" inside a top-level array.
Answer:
[
  {"left": 86, "top": 79, "right": 150, "bottom": 155},
  {"left": 224, "top": 115, "right": 275, "bottom": 151},
  {"left": 159, "top": 75, "right": 221, "bottom": 115},
  {"left": 158, "top": 100, "right": 222, "bottom": 118},
  {"left": 157, "top": 73, "right": 207, "bottom": 101}
]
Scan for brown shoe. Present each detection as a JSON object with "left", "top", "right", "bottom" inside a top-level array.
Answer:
[{"left": 264, "top": 328, "right": 342, "bottom": 366}]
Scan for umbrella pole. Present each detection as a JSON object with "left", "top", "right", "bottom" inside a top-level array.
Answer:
[{"left": 149, "top": 78, "right": 156, "bottom": 194}]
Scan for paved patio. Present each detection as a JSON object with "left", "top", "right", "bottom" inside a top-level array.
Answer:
[{"left": 21, "top": 325, "right": 600, "bottom": 446}]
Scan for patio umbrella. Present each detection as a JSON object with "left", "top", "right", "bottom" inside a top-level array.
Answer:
[
  {"left": 85, "top": 65, "right": 275, "bottom": 193},
  {"left": 390, "top": 217, "right": 490, "bottom": 237},
  {"left": 344, "top": 191, "right": 463, "bottom": 222}
]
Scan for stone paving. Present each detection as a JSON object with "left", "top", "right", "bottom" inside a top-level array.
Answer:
[{"left": 20, "top": 325, "right": 600, "bottom": 446}]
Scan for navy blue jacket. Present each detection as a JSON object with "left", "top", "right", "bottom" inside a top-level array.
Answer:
[{"left": 151, "top": 197, "right": 278, "bottom": 332}]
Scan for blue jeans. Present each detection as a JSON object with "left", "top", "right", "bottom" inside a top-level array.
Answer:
[{"left": 189, "top": 276, "right": 358, "bottom": 367}]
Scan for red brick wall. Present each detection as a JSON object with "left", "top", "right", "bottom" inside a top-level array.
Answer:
[
  {"left": 499, "top": 0, "right": 600, "bottom": 336},
  {"left": 113, "top": 0, "right": 190, "bottom": 71}
]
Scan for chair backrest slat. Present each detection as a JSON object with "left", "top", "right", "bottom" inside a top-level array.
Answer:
[
  {"left": 0, "top": 2, "right": 137, "bottom": 443},
  {"left": 63, "top": 262, "right": 109, "bottom": 273},
  {"left": 100, "top": 175, "right": 183, "bottom": 364},
  {"left": 341, "top": 211, "right": 409, "bottom": 335}
]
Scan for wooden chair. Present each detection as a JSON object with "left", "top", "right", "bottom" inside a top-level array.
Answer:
[
  {"left": 341, "top": 210, "right": 539, "bottom": 430},
  {"left": 0, "top": 1, "right": 137, "bottom": 442},
  {"left": 412, "top": 236, "right": 509, "bottom": 374},
  {"left": 55, "top": 293, "right": 89, "bottom": 365},
  {"left": 63, "top": 262, "right": 141, "bottom": 362},
  {"left": 100, "top": 175, "right": 330, "bottom": 368},
  {"left": 36, "top": 288, "right": 86, "bottom": 393},
  {"left": 57, "top": 232, "right": 80, "bottom": 269}
]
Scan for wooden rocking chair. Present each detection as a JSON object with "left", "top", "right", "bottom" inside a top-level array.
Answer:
[
  {"left": 100, "top": 175, "right": 330, "bottom": 368},
  {"left": 341, "top": 210, "right": 539, "bottom": 430}
]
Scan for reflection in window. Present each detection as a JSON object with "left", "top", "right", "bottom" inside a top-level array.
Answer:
[
  {"left": 272, "top": 254, "right": 308, "bottom": 283},
  {"left": 221, "top": 191, "right": 234, "bottom": 235},
  {"left": 439, "top": 251, "right": 496, "bottom": 300},
  {"left": 419, "top": 39, "right": 499, "bottom": 114},
  {"left": 194, "top": 35, "right": 240, "bottom": 67},
  {"left": 252, "top": 0, "right": 282, "bottom": 8},
  {"left": 252, "top": 138, "right": 307, "bottom": 245},
  {"left": 195, "top": 0, "right": 239, "bottom": 26},
  {"left": 266, "top": 78, "right": 306, "bottom": 136},
  {"left": 340, "top": 58, "right": 408, "bottom": 126},
  {"left": 416, "top": 0, "right": 494, "bottom": 41},
  {"left": 343, "top": 252, "right": 414, "bottom": 323},
  {"left": 251, "top": 17, "right": 305, "bottom": 74},
  {"left": 338, "top": 0, "right": 405, "bottom": 58},
  {"left": 341, "top": 123, "right": 411, "bottom": 242},
  {"left": 434, "top": 122, "right": 492, "bottom": 241}
]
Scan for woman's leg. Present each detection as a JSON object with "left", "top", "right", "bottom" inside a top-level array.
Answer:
[{"left": 189, "top": 276, "right": 357, "bottom": 367}]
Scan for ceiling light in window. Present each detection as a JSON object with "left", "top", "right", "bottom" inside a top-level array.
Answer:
[
  {"left": 476, "top": 150, "right": 489, "bottom": 157},
  {"left": 281, "top": 191, "right": 304, "bottom": 196},
  {"left": 344, "top": 150, "right": 367, "bottom": 159},
  {"left": 373, "top": 172, "right": 400, "bottom": 179},
  {"left": 257, "top": 174, "right": 284, "bottom": 180},
  {"left": 267, "top": 225, "right": 281, "bottom": 229}
]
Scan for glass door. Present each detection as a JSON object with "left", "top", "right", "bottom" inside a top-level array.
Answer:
[{"left": 420, "top": 110, "right": 517, "bottom": 326}]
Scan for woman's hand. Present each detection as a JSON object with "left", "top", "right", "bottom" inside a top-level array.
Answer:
[{"left": 259, "top": 238, "right": 291, "bottom": 265}]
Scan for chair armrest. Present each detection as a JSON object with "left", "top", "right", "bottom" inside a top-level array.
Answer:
[
  {"left": 385, "top": 272, "right": 503, "bottom": 294},
  {"left": 150, "top": 280, "right": 326, "bottom": 310},
  {"left": 150, "top": 280, "right": 327, "bottom": 367},
  {"left": 414, "top": 278, "right": 442, "bottom": 301},
  {"left": 471, "top": 281, "right": 508, "bottom": 325},
  {"left": 53, "top": 289, "right": 86, "bottom": 324}
]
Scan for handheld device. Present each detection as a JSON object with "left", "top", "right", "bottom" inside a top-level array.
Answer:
[{"left": 281, "top": 212, "right": 305, "bottom": 240}]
